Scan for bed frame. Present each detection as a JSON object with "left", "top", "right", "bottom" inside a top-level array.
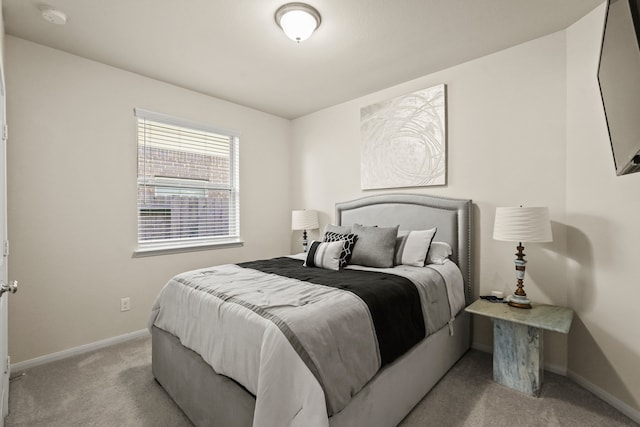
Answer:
[{"left": 152, "top": 193, "right": 473, "bottom": 427}]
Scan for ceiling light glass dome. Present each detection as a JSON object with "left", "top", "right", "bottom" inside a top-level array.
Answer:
[{"left": 275, "top": 3, "right": 321, "bottom": 43}]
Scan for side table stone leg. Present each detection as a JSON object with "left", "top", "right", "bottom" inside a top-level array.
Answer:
[{"left": 493, "top": 318, "right": 543, "bottom": 396}]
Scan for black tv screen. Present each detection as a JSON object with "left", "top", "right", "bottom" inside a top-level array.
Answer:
[{"left": 598, "top": 0, "right": 640, "bottom": 175}]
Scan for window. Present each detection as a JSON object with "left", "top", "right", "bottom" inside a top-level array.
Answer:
[{"left": 135, "top": 108, "right": 240, "bottom": 254}]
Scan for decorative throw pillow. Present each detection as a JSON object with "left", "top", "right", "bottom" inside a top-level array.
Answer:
[
  {"left": 426, "top": 241, "right": 453, "bottom": 265},
  {"left": 349, "top": 224, "right": 399, "bottom": 268},
  {"left": 322, "top": 232, "right": 358, "bottom": 268},
  {"left": 304, "top": 240, "right": 344, "bottom": 271},
  {"left": 323, "top": 224, "right": 352, "bottom": 235},
  {"left": 394, "top": 228, "right": 437, "bottom": 267}
]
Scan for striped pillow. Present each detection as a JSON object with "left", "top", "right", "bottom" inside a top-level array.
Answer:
[
  {"left": 394, "top": 228, "right": 437, "bottom": 267},
  {"left": 304, "top": 240, "right": 344, "bottom": 270}
]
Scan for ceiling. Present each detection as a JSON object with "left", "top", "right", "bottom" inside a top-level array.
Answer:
[{"left": 3, "top": 0, "right": 603, "bottom": 119}]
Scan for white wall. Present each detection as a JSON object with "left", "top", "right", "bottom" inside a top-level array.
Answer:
[
  {"left": 5, "top": 36, "right": 292, "bottom": 363},
  {"left": 291, "top": 32, "right": 570, "bottom": 369},
  {"left": 566, "top": 4, "right": 640, "bottom": 414},
  {"left": 291, "top": 6, "right": 640, "bottom": 416}
]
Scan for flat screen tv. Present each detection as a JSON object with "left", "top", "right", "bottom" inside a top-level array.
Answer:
[{"left": 598, "top": 0, "right": 640, "bottom": 175}]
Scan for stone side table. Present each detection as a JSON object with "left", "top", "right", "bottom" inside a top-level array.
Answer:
[{"left": 465, "top": 299, "right": 573, "bottom": 396}]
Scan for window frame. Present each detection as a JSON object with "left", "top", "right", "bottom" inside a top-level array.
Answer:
[{"left": 133, "top": 108, "right": 242, "bottom": 257}]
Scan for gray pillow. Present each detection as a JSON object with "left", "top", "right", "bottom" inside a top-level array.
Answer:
[
  {"left": 349, "top": 224, "right": 399, "bottom": 268},
  {"left": 323, "top": 224, "right": 352, "bottom": 235}
]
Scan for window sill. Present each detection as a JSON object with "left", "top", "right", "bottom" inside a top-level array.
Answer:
[{"left": 133, "top": 239, "right": 244, "bottom": 257}]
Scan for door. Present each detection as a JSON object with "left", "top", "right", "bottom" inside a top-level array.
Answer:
[{"left": 0, "top": 59, "right": 12, "bottom": 427}]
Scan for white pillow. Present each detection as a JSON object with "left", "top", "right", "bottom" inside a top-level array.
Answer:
[
  {"left": 394, "top": 228, "right": 437, "bottom": 267},
  {"left": 304, "top": 240, "right": 344, "bottom": 271},
  {"left": 426, "top": 241, "right": 452, "bottom": 265}
]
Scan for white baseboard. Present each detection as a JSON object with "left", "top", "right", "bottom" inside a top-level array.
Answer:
[
  {"left": 10, "top": 329, "right": 150, "bottom": 373},
  {"left": 567, "top": 369, "right": 640, "bottom": 424},
  {"left": 471, "top": 343, "right": 639, "bottom": 423},
  {"left": 543, "top": 363, "right": 567, "bottom": 376}
]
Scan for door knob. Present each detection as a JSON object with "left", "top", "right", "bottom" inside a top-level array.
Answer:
[{"left": 0, "top": 280, "right": 17, "bottom": 296}]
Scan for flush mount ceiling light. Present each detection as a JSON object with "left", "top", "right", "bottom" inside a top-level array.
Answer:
[
  {"left": 275, "top": 3, "right": 321, "bottom": 43},
  {"left": 39, "top": 5, "right": 67, "bottom": 25}
]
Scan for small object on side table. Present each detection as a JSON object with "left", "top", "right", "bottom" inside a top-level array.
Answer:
[
  {"left": 491, "top": 290, "right": 504, "bottom": 299},
  {"left": 479, "top": 295, "right": 504, "bottom": 303},
  {"left": 465, "top": 299, "right": 573, "bottom": 397}
]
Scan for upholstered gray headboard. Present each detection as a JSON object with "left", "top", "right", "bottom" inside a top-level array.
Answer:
[{"left": 335, "top": 193, "right": 473, "bottom": 305}]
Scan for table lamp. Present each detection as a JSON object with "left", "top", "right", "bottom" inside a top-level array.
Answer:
[
  {"left": 291, "top": 209, "right": 319, "bottom": 252},
  {"left": 493, "top": 206, "right": 552, "bottom": 309}
]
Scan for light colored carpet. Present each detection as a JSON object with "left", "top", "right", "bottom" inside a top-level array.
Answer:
[
  {"left": 399, "top": 350, "right": 638, "bottom": 427},
  {"left": 7, "top": 336, "right": 191, "bottom": 427},
  {"left": 5, "top": 336, "right": 638, "bottom": 426}
]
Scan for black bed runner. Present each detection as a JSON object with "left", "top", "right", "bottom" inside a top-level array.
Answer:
[{"left": 237, "top": 257, "right": 425, "bottom": 366}]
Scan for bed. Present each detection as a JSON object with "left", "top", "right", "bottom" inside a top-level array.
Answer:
[{"left": 150, "top": 193, "right": 473, "bottom": 427}]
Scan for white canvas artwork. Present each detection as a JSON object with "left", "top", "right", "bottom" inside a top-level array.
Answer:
[{"left": 360, "top": 84, "right": 446, "bottom": 189}]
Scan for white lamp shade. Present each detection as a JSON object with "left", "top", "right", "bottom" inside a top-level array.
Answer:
[
  {"left": 275, "top": 3, "right": 321, "bottom": 42},
  {"left": 291, "top": 209, "right": 319, "bottom": 230},
  {"left": 493, "top": 206, "right": 553, "bottom": 243}
]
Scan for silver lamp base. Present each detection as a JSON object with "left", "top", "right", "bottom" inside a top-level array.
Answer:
[{"left": 507, "top": 294, "right": 532, "bottom": 309}]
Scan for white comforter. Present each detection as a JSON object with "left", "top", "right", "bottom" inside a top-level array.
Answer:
[{"left": 149, "top": 256, "right": 464, "bottom": 427}]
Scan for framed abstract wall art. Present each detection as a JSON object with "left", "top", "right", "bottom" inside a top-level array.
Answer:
[{"left": 360, "top": 84, "right": 446, "bottom": 190}]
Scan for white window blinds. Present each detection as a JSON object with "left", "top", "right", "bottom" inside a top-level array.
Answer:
[{"left": 135, "top": 108, "right": 240, "bottom": 250}]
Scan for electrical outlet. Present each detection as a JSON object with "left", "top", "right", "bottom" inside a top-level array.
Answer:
[{"left": 120, "top": 297, "right": 131, "bottom": 312}]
